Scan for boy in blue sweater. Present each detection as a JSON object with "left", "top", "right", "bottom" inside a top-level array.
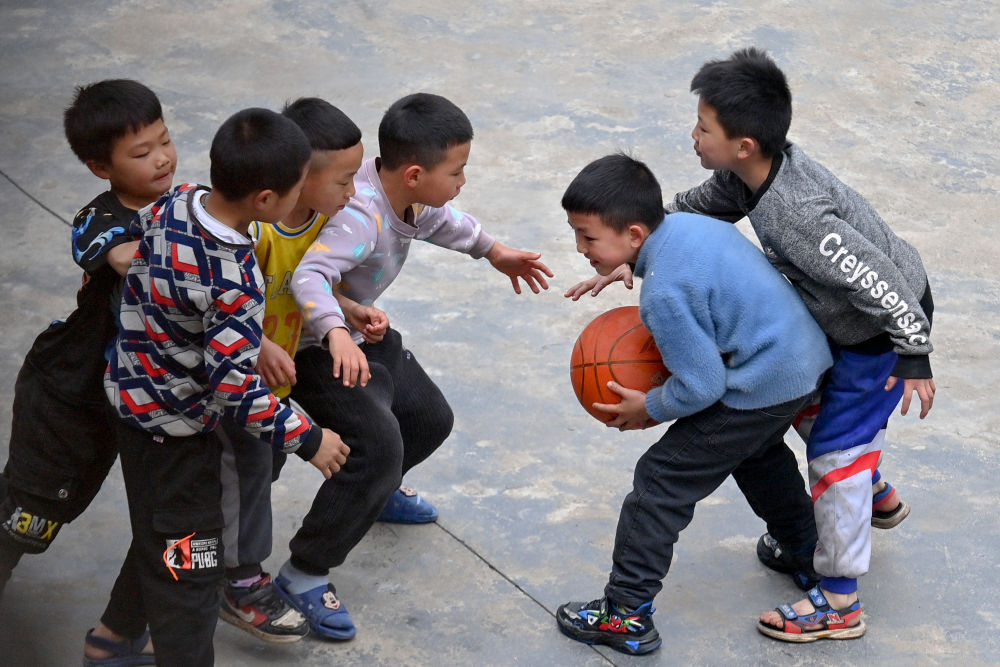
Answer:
[{"left": 555, "top": 154, "right": 833, "bottom": 655}]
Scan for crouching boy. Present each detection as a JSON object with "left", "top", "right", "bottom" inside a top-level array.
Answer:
[{"left": 555, "top": 154, "right": 833, "bottom": 655}]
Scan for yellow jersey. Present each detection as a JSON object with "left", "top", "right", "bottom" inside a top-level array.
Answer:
[{"left": 250, "top": 211, "right": 329, "bottom": 399}]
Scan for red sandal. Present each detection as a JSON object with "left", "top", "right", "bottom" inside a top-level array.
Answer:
[{"left": 758, "top": 586, "right": 866, "bottom": 643}]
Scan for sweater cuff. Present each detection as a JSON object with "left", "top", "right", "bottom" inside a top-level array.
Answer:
[
  {"left": 469, "top": 232, "right": 496, "bottom": 259},
  {"left": 313, "top": 314, "right": 348, "bottom": 348},
  {"left": 293, "top": 424, "right": 323, "bottom": 462},
  {"left": 644, "top": 387, "right": 671, "bottom": 424},
  {"left": 891, "top": 354, "right": 932, "bottom": 379}
]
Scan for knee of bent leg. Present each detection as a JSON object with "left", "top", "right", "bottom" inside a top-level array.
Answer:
[
  {"left": 433, "top": 402, "right": 455, "bottom": 445},
  {"left": 366, "top": 422, "right": 406, "bottom": 478},
  {"left": 420, "top": 393, "right": 455, "bottom": 449}
]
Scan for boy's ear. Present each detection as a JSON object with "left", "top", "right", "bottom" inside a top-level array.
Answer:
[
  {"left": 402, "top": 164, "right": 423, "bottom": 188},
  {"left": 736, "top": 137, "right": 759, "bottom": 160},
  {"left": 86, "top": 159, "right": 111, "bottom": 180},
  {"left": 251, "top": 189, "right": 276, "bottom": 211},
  {"left": 627, "top": 223, "right": 649, "bottom": 248}
]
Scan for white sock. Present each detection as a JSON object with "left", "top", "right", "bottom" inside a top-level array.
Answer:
[{"left": 278, "top": 561, "right": 330, "bottom": 594}]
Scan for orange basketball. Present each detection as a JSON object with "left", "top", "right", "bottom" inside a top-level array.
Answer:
[{"left": 570, "top": 306, "right": 671, "bottom": 423}]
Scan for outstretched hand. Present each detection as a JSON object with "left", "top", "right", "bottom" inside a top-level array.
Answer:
[
  {"left": 885, "top": 376, "right": 936, "bottom": 419},
  {"left": 486, "top": 241, "right": 553, "bottom": 294},
  {"left": 564, "top": 264, "right": 634, "bottom": 300},
  {"left": 593, "top": 381, "right": 656, "bottom": 431}
]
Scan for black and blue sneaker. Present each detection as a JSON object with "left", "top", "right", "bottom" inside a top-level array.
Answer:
[
  {"left": 756, "top": 533, "right": 820, "bottom": 591},
  {"left": 556, "top": 596, "right": 662, "bottom": 655}
]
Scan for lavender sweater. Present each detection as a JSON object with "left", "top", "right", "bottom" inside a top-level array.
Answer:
[{"left": 292, "top": 158, "right": 496, "bottom": 345}]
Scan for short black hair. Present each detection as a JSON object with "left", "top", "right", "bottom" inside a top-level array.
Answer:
[
  {"left": 561, "top": 153, "right": 664, "bottom": 231},
  {"left": 63, "top": 79, "right": 163, "bottom": 164},
  {"left": 209, "top": 108, "right": 312, "bottom": 201},
  {"left": 378, "top": 93, "right": 473, "bottom": 171},
  {"left": 281, "top": 97, "right": 361, "bottom": 151},
  {"left": 690, "top": 47, "right": 792, "bottom": 158}
]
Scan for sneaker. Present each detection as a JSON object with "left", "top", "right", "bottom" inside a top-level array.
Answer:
[
  {"left": 756, "top": 533, "right": 820, "bottom": 591},
  {"left": 556, "top": 596, "right": 662, "bottom": 655},
  {"left": 377, "top": 486, "right": 438, "bottom": 524},
  {"left": 218, "top": 574, "right": 309, "bottom": 643},
  {"left": 273, "top": 575, "right": 356, "bottom": 640}
]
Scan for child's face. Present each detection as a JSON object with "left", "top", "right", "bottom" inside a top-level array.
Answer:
[
  {"left": 298, "top": 141, "right": 364, "bottom": 219},
  {"left": 414, "top": 141, "right": 470, "bottom": 207},
  {"left": 691, "top": 98, "right": 742, "bottom": 171},
  {"left": 567, "top": 211, "right": 637, "bottom": 275},
  {"left": 96, "top": 118, "right": 177, "bottom": 209}
]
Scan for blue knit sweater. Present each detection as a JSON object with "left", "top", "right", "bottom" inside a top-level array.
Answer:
[{"left": 636, "top": 212, "right": 832, "bottom": 423}]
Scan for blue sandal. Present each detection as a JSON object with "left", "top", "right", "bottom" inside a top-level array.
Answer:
[
  {"left": 377, "top": 486, "right": 438, "bottom": 524},
  {"left": 82, "top": 628, "right": 155, "bottom": 666},
  {"left": 758, "top": 586, "right": 866, "bottom": 643},
  {"left": 273, "top": 576, "right": 356, "bottom": 640}
]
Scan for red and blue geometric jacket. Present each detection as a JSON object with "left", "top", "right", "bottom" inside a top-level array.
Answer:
[{"left": 104, "top": 184, "right": 321, "bottom": 459}]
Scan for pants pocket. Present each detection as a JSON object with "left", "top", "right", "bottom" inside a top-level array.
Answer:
[{"left": 153, "top": 504, "right": 224, "bottom": 582}]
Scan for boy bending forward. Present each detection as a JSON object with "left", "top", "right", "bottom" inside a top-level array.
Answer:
[
  {"left": 555, "top": 154, "right": 833, "bottom": 655},
  {"left": 105, "top": 108, "right": 347, "bottom": 665}
]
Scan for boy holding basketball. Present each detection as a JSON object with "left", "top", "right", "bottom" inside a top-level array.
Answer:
[
  {"left": 282, "top": 92, "right": 552, "bottom": 639},
  {"left": 555, "top": 154, "right": 833, "bottom": 655},
  {"left": 569, "top": 48, "right": 934, "bottom": 643}
]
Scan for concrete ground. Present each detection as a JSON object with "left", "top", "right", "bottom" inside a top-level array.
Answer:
[{"left": 1, "top": 1, "right": 998, "bottom": 665}]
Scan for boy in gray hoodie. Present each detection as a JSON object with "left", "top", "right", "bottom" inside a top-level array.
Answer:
[{"left": 674, "top": 47, "right": 934, "bottom": 642}]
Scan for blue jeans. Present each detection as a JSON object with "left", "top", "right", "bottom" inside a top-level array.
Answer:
[{"left": 605, "top": 393, "right": 815, "bottom": 607}]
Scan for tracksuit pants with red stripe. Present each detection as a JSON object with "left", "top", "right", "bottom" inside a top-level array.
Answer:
[{"left": 800, "top": 346, "right": 903, "bottom": 595}]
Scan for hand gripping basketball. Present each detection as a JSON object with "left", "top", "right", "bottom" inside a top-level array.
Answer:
[{"left": 570, "top": 306, "right": 671, "bottom": 424}]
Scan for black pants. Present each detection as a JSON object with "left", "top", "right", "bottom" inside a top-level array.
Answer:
[
  {"left": 115, "top": 420, "right": 224, "bottom": 667},
  {"left": 605, "top": 393, "right": 816, "bottom": 607},
  {"left": 1, "top": 365, "right": 144, "bottom": 637},
  {"left": 287, "top": 328, "right": 453, "bottom": 571}
]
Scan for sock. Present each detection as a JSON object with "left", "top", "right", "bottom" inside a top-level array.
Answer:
[
  {"left": 278, "top": 560, "right": 330, "bottom": 595},
  {"left": 230, "top": 573, "right": 264, "bottom": 589},
  {"left": 226, "top": 563, "right": 263, "bottom": 584},
  {"left": 820, "top": 576, "right": 858, "bottom": 595}
]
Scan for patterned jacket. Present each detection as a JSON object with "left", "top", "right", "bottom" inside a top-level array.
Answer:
[{"left": 104, "top": 184, "right": 321, "bottom": 459}]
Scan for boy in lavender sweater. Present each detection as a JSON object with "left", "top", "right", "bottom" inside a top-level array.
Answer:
[{"left": 278, "top": 92, "right": 552, "bottom": 639}]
